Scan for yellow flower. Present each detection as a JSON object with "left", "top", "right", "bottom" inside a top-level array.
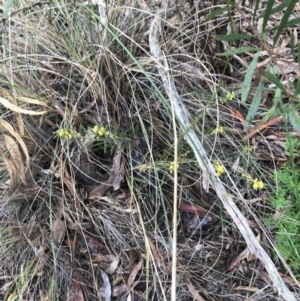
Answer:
[
  {"left": 214, "top": 161, "right": 225, "bottom": 176},
  {"left": 57, "top": 128, "right": 73, "bottom": 139},
  {"left": 168, "top": 161, "right": 179, "bottom": 173},
  {"left": 226, "top": 92, "right": 235, "bottom": 101},
  {"left": 211, "top": 126, "right": 224, "bottom": 135},
  {"left": 242, "top": 173, "right": 252, "bottom": 182},
  {"left": 253, "top": 178, "right": 264, "bottom": 190},
  {"left": 139, "top": 164, "right": 151, "bottom": 172},
  {"left": 220, "top": 98, "right": 226, "bottom": 104},
  {"left": 97, "top": 126, "right": 106, "bottom": 136},
  {"left": 106, "top": 130, "right": 114, "bottom": 138},
  {"left": 57, "top": 128, "right": 65, "bottom": 137},
  {"left": 243, "top": 145, "right": 253, "bottom": 153}
]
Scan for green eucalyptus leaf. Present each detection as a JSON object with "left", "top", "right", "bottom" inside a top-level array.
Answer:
[
  {"left": 205, "top": 6, "right": 232, "bottom": 22},
  {"left": 266, "top": 17, "right": 300, "bottom": 33},
  {"left": 241, "top": 51, "right": 260, "bottom": 104},
  {"left": 261, "top": 87, "right": 281, "bottom": 123},
  {"left": 264, "top": 70, "right": 287, "bottom": 93},
  {"left": 215, "top": 34, "right": 254, "bottom": 41},
  {"left": 217, "top": 47, "right": 260, "bottom": 56},
  {"left": 257, "top": 0, "right": 289, "bottom": 20},
  {"left": 245, "top": 78, "right": 265, "bottom": 130},
  {"left": 262, "top": 0, "right": 276, "bottom": 32},
  {"left": 273, "top": 0, "right": 299, "bottom": 46},
  {"left": 294, "top": 78, "right": 300, "bottom": 97},
  {"left": 289, "top": 109, "right": 300, "bottom": 133}
]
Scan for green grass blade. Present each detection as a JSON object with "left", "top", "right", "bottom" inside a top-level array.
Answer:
[
  {"left": 289, "top": 109, "right": 300, "bottom": 133},
  {"left": 266, "top": 17, "right": 300, "bottom": 33},
  {"left": 241, "top": 51, "right": 260, "bottom": 104},
  {"left": 294, "top": 78, "right": 300, "bottom": 97},
  {"left": 205, "top": 6, "right": 232, "bottom": 22},
  {"left": 273, "top": 0, "right": 299, "bottom": 46},
  {"left": 217, "top": 47, "right": 260, "bottom": 56},
  {"left": 261, "top": 87, "right": 281, "bottom": 123},
  {"left": 298, "top": 41, "right": 300, "bottom": 65},
  {"left": 245, "top": 78, "right": 265, "bottom": 130},
  {"left": 264, "top": 70, "right": 287, "bottom": 93},
  {"left": 262, "top": 0, "right": 276, "bottom": 32},
  {"left": 215, "top": 34, "right": 254, "bottom": 42},
  {"left": 294, "top": 42, "right": 300, "bottom": 97},
  {"left": 257, "top": 0, "right": 290, "bottom": 21},
  {"left": 252, "top": 0, "right": 261, "bottom": 22},
  {"left": 3, "top": 0, "right": 14, "bottom": 16}
]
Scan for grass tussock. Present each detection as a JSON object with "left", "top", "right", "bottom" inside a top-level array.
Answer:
[{"left": 0, "top": 0, "right": 300, "bottom": 300}]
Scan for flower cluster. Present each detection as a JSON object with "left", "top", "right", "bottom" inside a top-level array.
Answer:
[
  {"left": 57, "top": 128, "right": 77, "bottom": 139},
  {"left": 241, "top": 172, "right": 252, "bottom": 182},
  {"left": 226, "top": 92, "right": 235, "bottom": 101},
  {"left": 211, "top": 126, "right": 224, "bottom": 135},
  {"left": 93, "top": 125, "right": 114, "bottom": 139},
  {"left": 243, "top": 145, "right": 253, "bottom": 153},
  {"left": 214, "top": 161, "right": 225, "bottom": 176},
  {"left": 139, "top": 164, "right": 152, "bottom": 172},
  {"left": 252, "top": 178, "right": 264, "bottom": 190},
  {"left": 168, "top": 161, "right": 179, "bottom": 173},
  {"left": 241, "top": 169, "right": 264, "bottom": 190},
  {"left": 220, "top": 91, "right": 235, "bottom": 104}
]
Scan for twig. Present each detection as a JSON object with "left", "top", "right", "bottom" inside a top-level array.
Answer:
[
  {"left": 149, "top": 11, "right": 296, "bottom": 301},
  {"left": 243, "top": 115, "right": 283, "bottom": 141}
]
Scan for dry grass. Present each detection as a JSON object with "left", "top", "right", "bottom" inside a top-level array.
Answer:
[{"left": 0, "top": 0, "right": 299, "bottom": 300}]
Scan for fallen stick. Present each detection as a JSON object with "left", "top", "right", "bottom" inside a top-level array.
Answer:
[{"left": 243, "top": 115, "right": 284, "bottom": 141}]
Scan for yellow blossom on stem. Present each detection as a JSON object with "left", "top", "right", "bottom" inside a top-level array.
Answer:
[
  {"left": 226, "top": 92, "right": 235, "bottom": 101},
  {"left": 253, "top": 178, "right": 264, "bottom": 190},
  {"left": 242, "top": 173, "right": 252, "bottom": 182},
  {"left": 243, "top": 145, "right": 253, "bottom": 153},
  {"left": 57, "top": 128, "right": 73, "bottom": 139},
  {"left": 139, "top": 164, "right": 151, "bottom": 172},
  {"left": 214, "top": 161, "right": 225, "bottom": 176},
  {"left": 168, "top": 161, "right": 179, "bottom": 173},
  {"left": 211, "top": 126, "right": 224, "bottom": 135}
]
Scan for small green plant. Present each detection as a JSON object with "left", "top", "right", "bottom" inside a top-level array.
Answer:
[{"left": 266, "top": 134, "right": 300, "bottom": 270}]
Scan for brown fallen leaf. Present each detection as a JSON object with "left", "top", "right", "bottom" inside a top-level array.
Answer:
[
  {"left": 227, "top": 245, "right": 258, "bottom": 272},
  {"left": 52, "top": 214, "right": 65, "bottom": 244},
  {"left": 185, "top": 276, "right": 205, "bottom": 301},
  {"left": 7, "top": 291, "right": 18, "bottom": 301},
  {"left": 0, "top": 95, "right": 48, "bottom": 115},
  {"left": 233, "top": 286, "right": 259, "bottom": 292},
  {"left": 127, "top": 258, "right": 143, "bottom": 288},
  {"left": 179, "top": 203, "right": 211, "bottom": 217},
  {"left": 112, "top": 284, "right": 128, "bottom": 297},
  {"left": 229, "top": 104, "right": 245, "bottom": 123},
  {"left": 0, "top": 118, "right": 30, "bottom": 166},
  {"left": 89, "top": 147, "right": 124, "bottom": 199},
  {"left": 92, "top": 255, "right": 120, "bottom": 275},
  {"left": 2, "top": 156, "right": 18, "bottom": 192},
  {"left": 3, "top": 134, "right": 27, "bottom": 185},
  {"left": 68, "top": 286, "right": 85, "bottom": 301},
  {"left": 99, "top": 269, "right": 111, "bottom": 301},
  {"left": 65, "top": 254, "right": 90, "bottom": 301},
  {"left": 179, "top": 202, "right": 215, "bottom": 229},
  {"left": 72, "top": 228, "right": 106, "bottom": 252},
  {"left": 147, "top": 236, "right": 166, "bottom": 270}
]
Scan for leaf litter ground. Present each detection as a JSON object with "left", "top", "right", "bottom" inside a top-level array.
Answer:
[{"left": 0, "top": 1, "right": 300, "bottom": 300}]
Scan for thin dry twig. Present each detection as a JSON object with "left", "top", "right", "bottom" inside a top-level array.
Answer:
[
  {"left": 149, "top": 11, "right": 296, "bottom": 301},
  {"left": 243, "top": 115, "right": 284, "bottom": 141}
]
